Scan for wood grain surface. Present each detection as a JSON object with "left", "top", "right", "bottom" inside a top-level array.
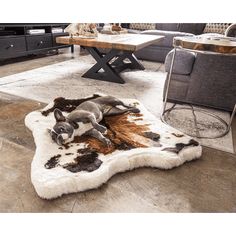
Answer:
[
  {"left": 56, "top": 34, "right": 164, "bottom": 51},
  {"left": 174, "top": 36, "right": 236, "bottom": 54}
]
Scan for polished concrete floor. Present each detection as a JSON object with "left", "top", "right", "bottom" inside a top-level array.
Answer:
[{"left": 0, "top": 48, "right": 235, "bottom": 212}]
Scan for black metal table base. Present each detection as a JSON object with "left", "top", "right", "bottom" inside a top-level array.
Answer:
[{"left": 81, "top": 47, "right": 145, "bottom": 84}]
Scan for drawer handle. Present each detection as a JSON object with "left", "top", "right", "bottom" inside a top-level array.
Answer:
[
  {"left": 38, "top": 41, "right": 44, "bottom": 46},
  {"left": 7, "top": 44, "right": 14, "bottom": 49}
]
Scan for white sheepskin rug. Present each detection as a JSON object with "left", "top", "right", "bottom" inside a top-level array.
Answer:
[{"left": 25, "top": 94, "right": 202, "bottom": 199}]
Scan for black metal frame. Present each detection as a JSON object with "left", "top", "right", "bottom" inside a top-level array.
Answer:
[{"left": 82, "top": 46, "right": 145, "bottom": 84}]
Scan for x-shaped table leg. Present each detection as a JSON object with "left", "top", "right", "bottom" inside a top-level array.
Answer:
[
  {"left": 111, "top": 51, "right": 145, "bottom": 71},
  {"left": 81, "top": 47, "right": 145, "bottom": 84}
]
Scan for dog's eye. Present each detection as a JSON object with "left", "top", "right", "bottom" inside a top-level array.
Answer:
[{"left": 60, "top": 127, "right": 64, "bottom": 132}]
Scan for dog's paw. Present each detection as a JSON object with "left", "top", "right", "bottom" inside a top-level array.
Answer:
[
  {"left": 103, "top": 138, "right": 112, "bottom": 147},
  {"left": 98, "top": 125, "right": 107, "bottom": 134}
]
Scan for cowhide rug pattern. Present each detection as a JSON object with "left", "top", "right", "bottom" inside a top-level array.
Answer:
[{"left": 25, "top": 94, "right": 202, "bottom": 199}]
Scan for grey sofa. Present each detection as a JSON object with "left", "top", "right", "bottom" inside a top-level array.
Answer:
[
  {"left": 123, "top": 23, "right": 236, "bottom": 111},
  {"left": 164, "top": 48, "right": 236, "bottom": 112},
  {"left": 124, "top": 23, "right": 206, "bottom": 62}
]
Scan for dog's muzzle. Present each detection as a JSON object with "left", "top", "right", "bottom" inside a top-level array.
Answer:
[{"left": 50, "top": 129, "right": 66, "bottom": 146}]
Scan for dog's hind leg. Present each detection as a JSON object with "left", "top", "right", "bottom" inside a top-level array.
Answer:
[
  {"left": 105, "top": 107, "right": 140, "bottom": 116},
  {"left": 112, "top": 100, "right": 140, "bottom": 113},
  {"left": 119, "top": 102, "right": 136, "bottom": 109},
  {"left": 104, "top": 96, "right": 137, "bottom": 110},
  {"left": 84, "top": 128, "right": 111, "bottom": 146}
]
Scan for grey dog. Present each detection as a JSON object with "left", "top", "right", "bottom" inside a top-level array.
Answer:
[{"left": 49, "top": 96, "right": 140, "bottom": 146}]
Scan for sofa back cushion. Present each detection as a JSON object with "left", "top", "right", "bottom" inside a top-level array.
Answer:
[
  {"left": 155, "top": 23, "right": 206, "bottom": 35},
  {"left": 203, "top": 23, "right": 231, "bottom": 34},
  {"left": 178, "top": 23, "right": 206, "bottom": 35},
  {"left": 155, "top": 23, "right": 179, "bottom": 31}
]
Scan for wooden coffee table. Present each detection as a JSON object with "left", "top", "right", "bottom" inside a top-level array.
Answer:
[{"left": 56, "top": 34, "right": 164, "bottom": 84}]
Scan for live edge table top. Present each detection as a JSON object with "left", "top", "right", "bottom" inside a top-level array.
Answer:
[
  {"left": 174, "top": 35, "right": 236, "bottom": 54},
  {"left": 56, "top": 34, "right": 164, "bottom": 52}
]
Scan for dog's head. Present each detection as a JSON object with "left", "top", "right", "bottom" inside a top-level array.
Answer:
[{"left": 48, "top": 109, "right": 74, "bottom": 146}]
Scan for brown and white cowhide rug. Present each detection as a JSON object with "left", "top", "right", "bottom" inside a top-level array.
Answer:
[{"left": 25, "top": 94, "right": 202, "bottom": 199}]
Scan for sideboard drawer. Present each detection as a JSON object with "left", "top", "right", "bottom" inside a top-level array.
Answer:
[
  {"left": 26, "top": 34, "right": 52, "bottom": 51},
  {"left": 0, "top": 36, "right": 26, "bottom": 58}
]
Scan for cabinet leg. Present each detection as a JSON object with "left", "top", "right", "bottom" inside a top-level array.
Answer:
[{"left": 71, "top": 45, "right": 74, "bottom": 53}]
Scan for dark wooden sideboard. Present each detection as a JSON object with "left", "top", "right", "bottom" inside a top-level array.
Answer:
[{"left": 0, "top": 23, "right": 73, "bottom": 60}]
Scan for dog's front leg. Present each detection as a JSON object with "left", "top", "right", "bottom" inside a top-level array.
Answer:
[
  {"left": 85, "top": 128, "right": 111, "bottom": 146},
  {"left": 88, "top": 115, "right": 107, "bottom": 134}
]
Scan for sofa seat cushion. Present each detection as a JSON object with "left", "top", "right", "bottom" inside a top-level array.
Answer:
[
  {"left": 141, "top": 30, "right": 194, "bottom": 47},
  {"left": 165, "top": 49, "right": 196, "bottom": 75}
]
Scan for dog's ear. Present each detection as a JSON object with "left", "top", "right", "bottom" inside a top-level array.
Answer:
[{"left": 54, "top": 108, "right": 66, "bottom": 122}]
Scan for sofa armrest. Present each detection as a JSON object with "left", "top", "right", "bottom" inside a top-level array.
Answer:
[
  {"left": 127, "top": 29, "right": 143, "bottom": 34},
  {"left": 165, "top": 49, "right": 196, "bottom": 75},
  {"left": 140, "top": 30, "right": 194, "bottom": 47}
]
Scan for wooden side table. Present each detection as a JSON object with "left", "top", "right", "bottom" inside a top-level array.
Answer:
[{"left": 161, "top": 35, "right": 236, "bottom": 138}]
